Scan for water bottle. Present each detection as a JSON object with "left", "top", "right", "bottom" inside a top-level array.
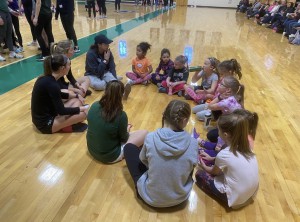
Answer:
[{"left": 204, "top": 111, "right": 212, "bottom": 129}]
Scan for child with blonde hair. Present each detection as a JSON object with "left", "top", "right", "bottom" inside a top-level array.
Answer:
[
  {"left": 184, "top": 57, "right": 219, "bottom": 103},
  {"left": 192, "top": 76, "right": 244, "bottom": 121},
  {"left": 158, "top": 55, "right": 189, "bottom": 96}
]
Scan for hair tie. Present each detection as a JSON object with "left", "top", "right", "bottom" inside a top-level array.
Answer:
[{"left": 236, "top": 85, "right": 241, "bottom": 94}]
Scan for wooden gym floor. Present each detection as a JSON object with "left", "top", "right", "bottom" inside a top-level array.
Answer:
[{"left": 0, "top": 3, "right": 300, "bottom": 222}]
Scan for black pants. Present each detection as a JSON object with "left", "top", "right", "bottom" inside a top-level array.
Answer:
[
  {"left": 35, "top": 13, "right": 54, "bottom": 57},
  {"left": 0, "top": 11, "right": 13, "bottom": 51},
  {"left": 87, "top": 1, "right": 96, "bottom": 18},
  {"left": 124, "top": 143, "right": 147, "bottom": 187},
  {"left": 60, "top": 13, "right": 78, "bottom": 46},
  {"left": 97, "top": 0, "right": 107, "bottom": 15},
  {"left": 23, "top": 5, "right": 36, "bottom": 41},
  {"left": 115, "top": 0, "right": 121, "bottom": 10},
  {"left": 11, "top": 14, "right": 23, "bottom": 47},
  {"left": 163, "top": 0, "right": 168, "bottom": 7}
]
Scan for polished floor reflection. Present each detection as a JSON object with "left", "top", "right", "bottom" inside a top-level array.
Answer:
[{"left": 0, "top": 4, "right": 300, "bottom": 222}]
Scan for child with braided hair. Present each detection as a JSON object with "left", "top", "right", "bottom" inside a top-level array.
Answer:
[{"left": 124, "top": 100, "right": 198, "bottom": 207}]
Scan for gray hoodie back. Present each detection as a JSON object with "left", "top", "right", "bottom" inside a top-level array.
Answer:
[{"left": 137, "top": 128, "right": 198, "bottom": 207}]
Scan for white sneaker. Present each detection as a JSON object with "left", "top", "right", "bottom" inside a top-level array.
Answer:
[
  {"left": 117, "top": 75, "right": 123, "bottom": 81},
  {"left": 74, "top": 46, "right": 80, "bottom": 53},
  {"left": 27, "top": 41, "right": 38, "bottom": 46},
  {"left": 127, "top": 79, "right": 134, "bottom": 85},
  {"left": 289, "top": 34, "right": 295, "bottom": 38},
  {"left": 142, "top": 80, "right": 149, "bottom": 85},
  {"left": 15, "top": 47, "right": 24, "bottom": 53},
  {"left": 103, "top": 15, "right": 107, "bottom": 18},
  {"left": 9, "top": 52, "right": 24, "bottom": 59},
  {"left": 0, "top": 55, "right": 6, "bottom": 61}
]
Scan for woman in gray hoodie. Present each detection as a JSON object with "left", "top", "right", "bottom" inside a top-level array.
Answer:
[{"left": 124, "top": 100, "right": 198, "bottom": 207}]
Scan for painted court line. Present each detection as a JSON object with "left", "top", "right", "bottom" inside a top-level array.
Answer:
[{"left": 0, "top": 7, "right": 172, "bottom": 95}]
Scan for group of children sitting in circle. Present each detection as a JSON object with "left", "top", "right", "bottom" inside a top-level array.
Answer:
[{"left": 30, "top": 34, "right": 259, "bottom": 210}]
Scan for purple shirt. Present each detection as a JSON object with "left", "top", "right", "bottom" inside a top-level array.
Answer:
[
  {"left": 217, "top": 96, "right": 242, "bottom": 114},
  {"left": 155, "top": 59, "right": 174, "bottom": 75}
]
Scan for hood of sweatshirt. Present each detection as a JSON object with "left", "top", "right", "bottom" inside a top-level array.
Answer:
[{"left": 153, "top": 128, "right": 191, "bottom": 157}]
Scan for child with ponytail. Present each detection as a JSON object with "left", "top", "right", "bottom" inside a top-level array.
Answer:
[{"left": 196, "top": 111, "right": 259, "bottom": 209}]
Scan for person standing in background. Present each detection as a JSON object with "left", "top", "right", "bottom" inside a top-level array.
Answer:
[
  {"left": 0, "top": 0, "right": 23, "bottom": 61},
  {"left": 33, "top": 0, "right": 55, "bottom": 61},
  {"left": 115, "top": 0, "right": 120, "bottom": 12},
  {"left": 20, "top": 0, "right": 38, "bottom": 47},
  {"left": 55, "top": 0, "right": 80, "bottom": 52}
]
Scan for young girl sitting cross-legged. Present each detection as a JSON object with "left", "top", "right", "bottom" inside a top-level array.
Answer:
[{"left": 123, "top": 100, "right": 198, "bottom": 207}]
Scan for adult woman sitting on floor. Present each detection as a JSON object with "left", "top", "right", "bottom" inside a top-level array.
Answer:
[
  {"left": 31, "top": 54, "right": 89, "bottom": 134},
  {"left": 51, "top": 40, "right": 91, "bottom": 98},
  {"left": 86, "top": 80, "right": 148, "bottom": 163},
  {"left": 85, "top": 34, "right": 121, "bottom": 91}
]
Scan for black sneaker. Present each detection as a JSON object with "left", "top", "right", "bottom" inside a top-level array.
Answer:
[
  {"left": 72, "top": 123, "right": 88, "bottom": 132},
  {"left": 184, "top": 94, "right": 192, "bottom": 100},
  {"left": 74, "top": 46, "right": 80, "bottom": 53},
  {"left": 158, "top": 87, "right": 167, "bottom": 93},
  {"left": 85, "top": 89, "right": 92, "bottom": 97}
]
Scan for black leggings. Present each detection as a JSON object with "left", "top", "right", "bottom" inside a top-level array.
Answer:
[
  {"left": 60, "top": 13, "right": 78, "bottom": 46},
  {"left": 87, "top": 1, "right": 96, "bottom": 18},
  {"left": 97, "top": 0, "right": 107, "bottom": 15},
  {"left": 11, "top": 14, "right": 23, "bottom": 47},
  {"left": 23, "top": 5, "right": 36, "bottom": 41},
  {"left": 115, "top": 0, "right": 121, "bottom": 10},
  {"left": 35, "top": 13, "right": 54, "bottom": 57},
  {"left": 123, "top": 143, "right": 147, "bottom": 187}
]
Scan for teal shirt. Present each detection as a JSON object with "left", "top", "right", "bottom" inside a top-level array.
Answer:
[
  {"left": 86, "top": 102, "right": 129, "bottom": 163},
  {"left": 0, "top": 1, "right": 9, "bottom": 13}
]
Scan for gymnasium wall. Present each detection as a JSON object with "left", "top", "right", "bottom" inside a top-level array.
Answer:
[{"left": 187, "top": 0, "right": 241, "bottom": 8}]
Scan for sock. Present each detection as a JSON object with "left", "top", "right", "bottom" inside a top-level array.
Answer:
[{"left": 60, "top": 125, "right": 72, "bottom": 133}]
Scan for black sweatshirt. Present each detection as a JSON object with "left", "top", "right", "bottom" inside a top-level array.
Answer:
[{"left": 31, "top": 75, "right": 80, "bottom": 127}]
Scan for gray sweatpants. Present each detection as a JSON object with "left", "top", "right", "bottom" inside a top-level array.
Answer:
[{"left": 88, "top": 72, "right": 117, "bottom": 91}]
